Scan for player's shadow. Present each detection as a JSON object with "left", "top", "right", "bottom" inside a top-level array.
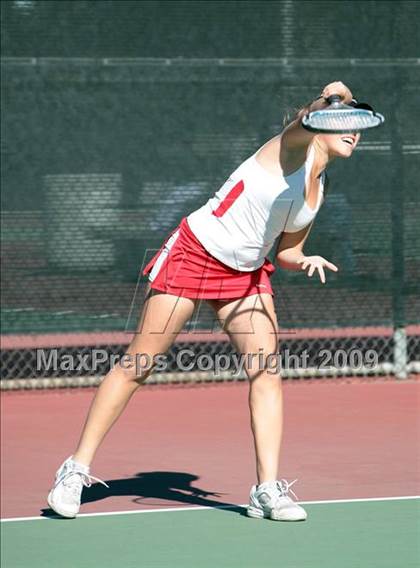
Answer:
[{"left": 41, "top": 471, "right": 246, "bottom": 519}]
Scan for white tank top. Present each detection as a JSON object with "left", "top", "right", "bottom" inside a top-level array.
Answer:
[{"left": 187, "top": 145, "right": 324, "bottom": 272}]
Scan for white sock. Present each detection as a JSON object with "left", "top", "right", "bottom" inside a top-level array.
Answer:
[{"left": 69, "top": 456, "right": 90, "bottom": 473}]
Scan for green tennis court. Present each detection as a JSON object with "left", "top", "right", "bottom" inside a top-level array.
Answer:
[{"left": 2, "top": 499, "right": 419, "bottom": 568}]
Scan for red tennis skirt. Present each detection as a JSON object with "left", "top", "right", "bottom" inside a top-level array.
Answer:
[{"left": 142, "top": 218, "right": 276, "bottom": 300}]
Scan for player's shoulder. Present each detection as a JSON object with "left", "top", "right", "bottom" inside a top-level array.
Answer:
[{"left": 253, "top": 136, "right": 282, "bottom": 177}]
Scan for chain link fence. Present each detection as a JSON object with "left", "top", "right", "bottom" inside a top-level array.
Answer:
[
  {"left": 2, "top": 328, "right": 419, "bottom": 388},
  {"left": 2, "top": 1, "right": 419, "bottom": 388}
]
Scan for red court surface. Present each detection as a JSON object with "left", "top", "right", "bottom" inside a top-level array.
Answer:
[{"left": 1, "top": 380, "right": 419, "bottom": 518}]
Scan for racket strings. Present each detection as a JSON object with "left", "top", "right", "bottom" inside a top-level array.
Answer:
[{"left": 304, "top": 109, "right": 383, "bottom": 132}]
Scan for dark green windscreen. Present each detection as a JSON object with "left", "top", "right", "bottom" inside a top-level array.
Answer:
[
  {"left": 2, "top": 0, "right": 420, "bottom": 59},
  {"left": 1, "top": 1, "right": 419, "bottom": 333}
]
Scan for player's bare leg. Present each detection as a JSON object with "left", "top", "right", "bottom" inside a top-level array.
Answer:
[
  {"left": 48, "top": 289, "right": 196, "bottom": 517},
  {"left": 73, "top": 289, "right": 196, "bottom": 467},
  {"left": 210, "top": 293, "right": 282, "bottom": 483},
  {"left": 209, "top": 293, "right": 306, "bottom": 521}
]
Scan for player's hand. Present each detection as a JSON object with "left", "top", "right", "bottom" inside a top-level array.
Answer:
[
  {"left": 321, "top": 81, "right": 353, "bottom": 104},
  {"left": 299, "top": 255, "right": 338, "bottom": 284}
]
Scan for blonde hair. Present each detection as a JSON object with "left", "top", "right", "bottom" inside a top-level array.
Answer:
[{"left": 282, "top": 101, "right": 313, "bottom": 128}]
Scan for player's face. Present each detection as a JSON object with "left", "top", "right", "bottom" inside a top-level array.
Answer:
[{"left": 319, "top": 132, "right": 361, "bottom": 158}]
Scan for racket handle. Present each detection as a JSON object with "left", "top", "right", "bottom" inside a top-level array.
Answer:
[{"left": 326, "top": 94, "right": 342, "bottom": 105}]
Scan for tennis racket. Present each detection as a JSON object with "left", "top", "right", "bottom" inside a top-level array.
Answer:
[{"left": 302, "top": 95, "right": 385, "bottom": 134}]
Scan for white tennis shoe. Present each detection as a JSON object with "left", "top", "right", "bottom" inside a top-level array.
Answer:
[
  {"left": 47, "top": 456, "right": 108, "bottom": 518},
  {"left": 247, "top": 479, "right": 307, "bottom": 521}
]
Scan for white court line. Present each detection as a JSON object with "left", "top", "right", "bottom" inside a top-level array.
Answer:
[{"left": 1, "top": 495, "right": 419, "bottom": 523}]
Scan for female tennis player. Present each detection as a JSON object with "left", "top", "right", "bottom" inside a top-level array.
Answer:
[{"left": 48, "top": 81, "right": 362, "bottom": 521}]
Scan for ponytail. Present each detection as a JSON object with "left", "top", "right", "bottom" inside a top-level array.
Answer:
[{"left": 283, "top": 101, "right": 313, "bottom": 128}]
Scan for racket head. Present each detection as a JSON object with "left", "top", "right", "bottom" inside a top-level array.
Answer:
[{"left": 302, "top": 105, "right": 385, "bottom": 134}]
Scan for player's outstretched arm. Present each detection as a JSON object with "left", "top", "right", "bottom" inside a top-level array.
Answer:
[{"left": 281, "top": 81, "right": 353, "bottom": 152}]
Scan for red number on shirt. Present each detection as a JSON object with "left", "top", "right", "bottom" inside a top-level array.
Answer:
[{"left": 212, "top": 180, "right": 244, "bottom": 218}]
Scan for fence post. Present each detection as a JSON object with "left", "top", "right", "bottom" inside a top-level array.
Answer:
[
  {"left": 390, "top": 74, "right": 407, "bottom": 379},
  {"left": 393, "top": 327, "right": 407, "bottom": 379}
]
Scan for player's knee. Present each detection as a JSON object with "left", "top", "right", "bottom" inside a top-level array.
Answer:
[
  {"left": 250, "top": 371, "right": 282, "bottom": 388},
  {"left": 116, "top": 352, "right": 156, "bottom": 384},
  {"left": 244, "top": 349, "right": 281, "bottom": 381}
]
